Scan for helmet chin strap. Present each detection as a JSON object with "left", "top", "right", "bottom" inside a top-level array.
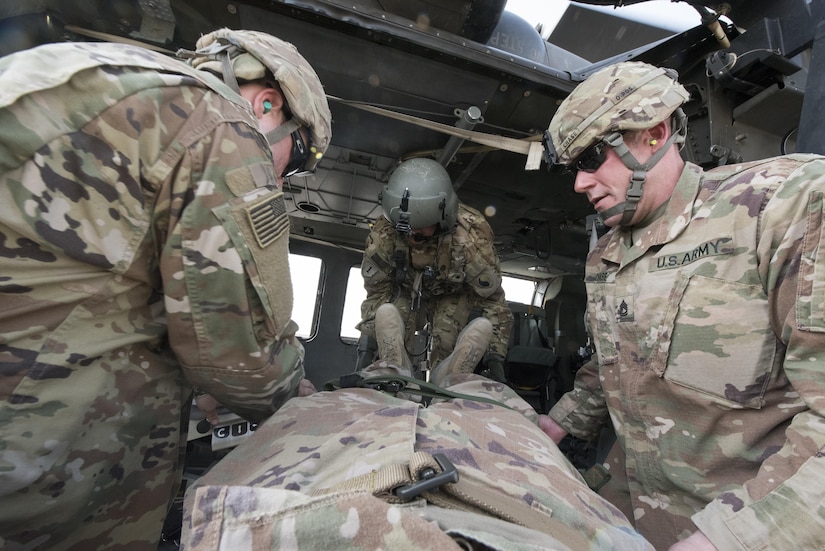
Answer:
[
  {"left": 597, "top": 111, "right": 686, "bottom": 226},
  {"left": 204, "top": 40, "right": 303, "bottom": 150},
  {"left": 265, "top": 118, "right": 301, "bottom": 146}
]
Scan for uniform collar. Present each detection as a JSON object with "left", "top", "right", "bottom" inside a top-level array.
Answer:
[{"left": 599, "top": 162, "right": 704, "bottom": 266}]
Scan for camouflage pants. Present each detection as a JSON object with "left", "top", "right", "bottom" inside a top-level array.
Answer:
[{"left": 390, "top": 292, "right": 473, "bottom": 367}]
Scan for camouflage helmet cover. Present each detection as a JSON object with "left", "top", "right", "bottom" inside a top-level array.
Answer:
[
  {"left": 547, "top": 61, "right": 690, "bottom": 165},
  {"left": 189, "top": 28, "right": 332, "bottom": 171}
]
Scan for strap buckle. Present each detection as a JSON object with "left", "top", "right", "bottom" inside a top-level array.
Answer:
[
  {"left": 369, "top": 379, "right": 406, "bottom": 394},
  {"left": 394, "top": 453, "right": 459, "bottom": 501},
  {"left": 336, "top": 373, "right": 407, "bottom": 395}
]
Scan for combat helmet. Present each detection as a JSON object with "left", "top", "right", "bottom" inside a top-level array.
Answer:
[
  {"left": 543, "top": 61, "right": 690, "bottom": 225},
  {"left": 180, "top": 29, "right": 332, "bottom": 174},
  {"left": 381, "top": 158, "right": 459, "bottom": 234}
]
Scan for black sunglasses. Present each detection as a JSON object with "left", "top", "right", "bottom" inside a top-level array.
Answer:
[
  {"left": 569, "top": 141, "right": 608, "bottom": 175},
  {"left": 282, "top": 129, "right": 311, "bottom": 178}
]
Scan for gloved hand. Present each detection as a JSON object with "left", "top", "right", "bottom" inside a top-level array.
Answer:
[{"left": 482, "top": 353, "right": 507, "bottom": 383}]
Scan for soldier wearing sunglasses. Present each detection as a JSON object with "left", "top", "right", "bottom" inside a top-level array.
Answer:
[{"left": 542, "top": 61, "right": 825, "bottom": 551}]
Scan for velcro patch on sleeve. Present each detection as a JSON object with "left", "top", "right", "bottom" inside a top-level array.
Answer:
[{"left": 246, "top": 192, "right": 289, "bottom": 248}]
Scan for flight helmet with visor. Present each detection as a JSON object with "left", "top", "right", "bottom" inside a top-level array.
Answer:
[{"left": 381, "top": 158, "right": 459, "bottom": 242}]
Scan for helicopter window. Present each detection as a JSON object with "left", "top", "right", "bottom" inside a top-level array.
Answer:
[
  {"left": 341, "top": 266, "right": 367, "bottom": 340},
  {"left": 501, "top": 276, "right": 537, "bottom": 305},
  {"left": 289, "top": 253, "right": 323, "bottom": 339}
]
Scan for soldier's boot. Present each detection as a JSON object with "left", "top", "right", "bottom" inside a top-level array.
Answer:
[
  {"left": 354, "top": 334, "right": 378, "bottom": 372},
  {"left": 373, "top": 303, "right": 413, "bottom": 377},
  {"left": 430, "top": 317, "right": 493, "bottom": 387}
]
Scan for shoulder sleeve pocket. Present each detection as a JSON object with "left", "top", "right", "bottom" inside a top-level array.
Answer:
[{"left": 212, "top": 185, "right": 293, "bottom": 340}]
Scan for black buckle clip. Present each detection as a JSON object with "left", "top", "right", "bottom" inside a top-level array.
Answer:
[
  {"left": 395, "top": 453, "right": 459, "bottom": 501},
  {"left": 362, "top": 378, "right": 406, "bottom": 395}
]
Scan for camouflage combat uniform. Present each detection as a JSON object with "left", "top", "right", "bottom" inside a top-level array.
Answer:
[
  {"left": 359, "top": 204, "right": 513, "bottom": 366},
  {"left": 0, "top": 42, "right": 303, "bottom": 549},
  {"left": 549, "top": 155, "right": 825, "bottom": 549},
  {"left": 182, "top": 362, "right": 653, "bottom": 550}
]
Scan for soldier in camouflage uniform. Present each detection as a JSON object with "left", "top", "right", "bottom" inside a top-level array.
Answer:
[
  {"left": 182, "top": 302, "right": 653, "bottom": 550},
  {"left": 358, "top": 157, "right": 513, "bottom": 381},
  {"left": 542, "top": 61, "right": 825, "bottom": 550},
  {"left": 0, "top": 29, "right": 330, "bottom": 549}
]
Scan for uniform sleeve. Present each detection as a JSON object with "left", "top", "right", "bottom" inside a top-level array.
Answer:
[
  {"left": 462, "top": 215, "right": 513, "bottom": 358},
  {"left": 159, "top": 93, "right": 302, "bottom": 422},
  {"left": 693, "top": 160, "right": 825, "bottom": 549},
  {"left": 479, "top": 286, "right": 513, "bottom": 358},
  {"left": 547, "top": 359, "right": 609, "bottom": 440},
  {"left": 357, "top": 218, "right": 396, "bottom": 338}
]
